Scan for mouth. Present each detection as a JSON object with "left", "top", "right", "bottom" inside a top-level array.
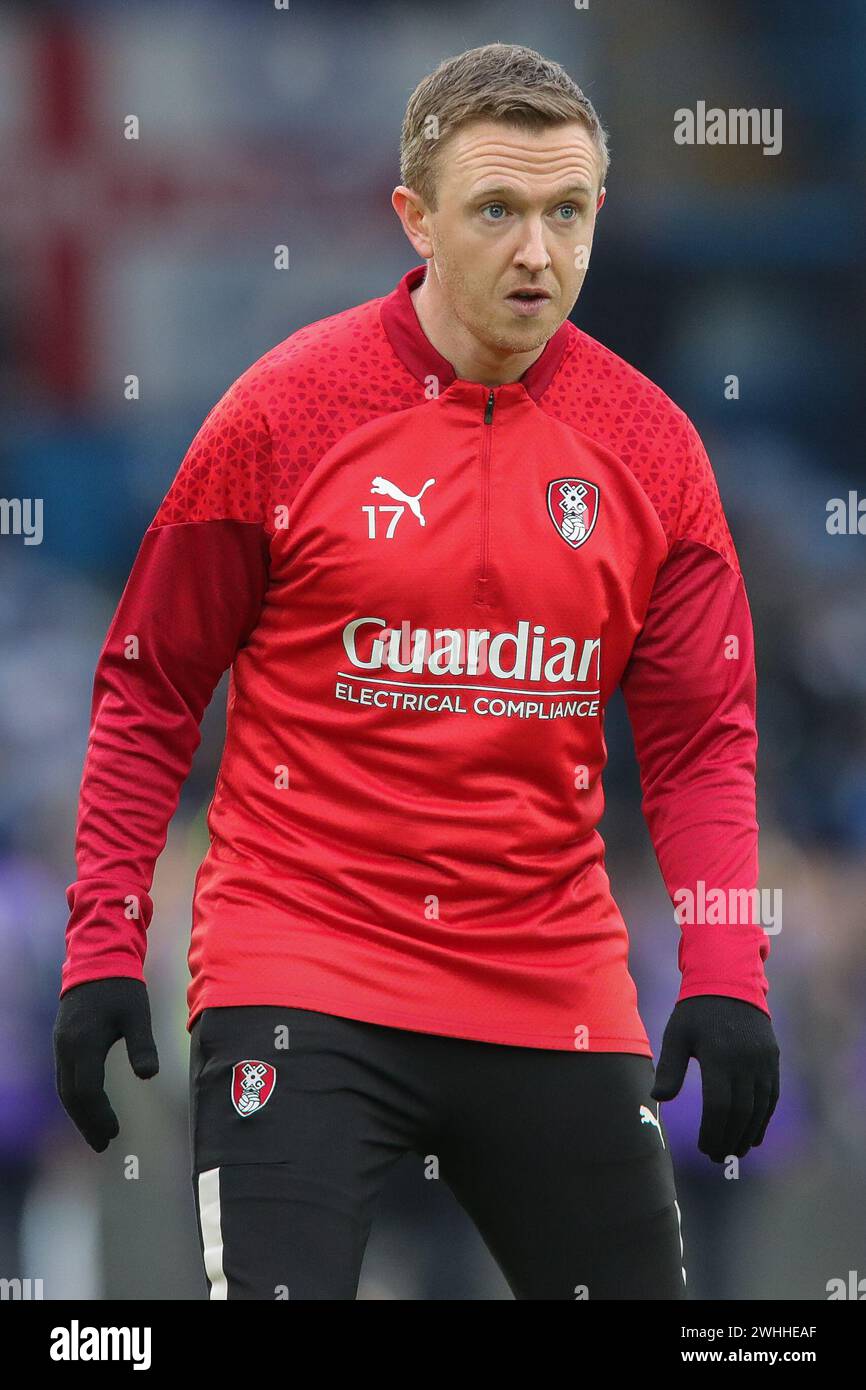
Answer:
[{"left": 505, "top": 288, "right": 552, "bottom": 317}]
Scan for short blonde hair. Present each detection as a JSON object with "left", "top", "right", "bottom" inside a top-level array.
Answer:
[{"left": 400, "top": 42, "right": 609, "bottom": 210}]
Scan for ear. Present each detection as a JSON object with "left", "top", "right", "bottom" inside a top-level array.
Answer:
[
  {"left": 596, "top": 186, "right": 606, "bottom": 213},
  {"left": 391, "top": 185, "right": 434, "bottom": 260}
]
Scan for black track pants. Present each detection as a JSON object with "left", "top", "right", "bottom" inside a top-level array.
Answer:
[{"left": 189, "top": 1005, "right": 687, "bottom": 1301}]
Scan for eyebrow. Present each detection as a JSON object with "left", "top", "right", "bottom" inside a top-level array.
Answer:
[{"left": 470, "top": 183, "right": 594, "bottom": 203}]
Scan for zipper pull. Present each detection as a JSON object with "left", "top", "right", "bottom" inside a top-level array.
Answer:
[{"left": 484, "top": 389, "right": 495, "bottom": 424}]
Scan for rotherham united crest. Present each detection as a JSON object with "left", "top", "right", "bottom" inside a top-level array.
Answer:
[
  {"left": 231, "top": 1060, "right": 277, "bottom": 1117},
  {"left": 546, "top": 477, "right": 600, "bottom": 549}
]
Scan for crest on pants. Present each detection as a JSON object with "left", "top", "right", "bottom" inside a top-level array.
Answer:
[
  {"left": 231, "top": 1060, "right": 276, "bottom": 1117},
  {"left": 546, "top": 477, "right": 600, "bottom": 549}
]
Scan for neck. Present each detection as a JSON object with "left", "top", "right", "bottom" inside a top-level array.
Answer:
[{"left": 411, "top": 262, "right": 547, "bottom": 386}]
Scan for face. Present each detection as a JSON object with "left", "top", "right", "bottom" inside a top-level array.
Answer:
[{"left": 396, "top": 119, "right": 605, "bottom": 356}]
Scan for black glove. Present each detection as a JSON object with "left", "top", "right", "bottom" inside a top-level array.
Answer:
[
  {"left": 53, "top": 977, "right": 160, "bottom": 1153},
  {"left": 651, "top": 995, "right": 779, "bottom": 1163}
]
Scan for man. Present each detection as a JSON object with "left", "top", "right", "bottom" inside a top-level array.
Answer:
[{"left": 54, "top": 42, "right": 779, "bottom": 1300}]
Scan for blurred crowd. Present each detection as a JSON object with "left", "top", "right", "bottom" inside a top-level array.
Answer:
[{"left": 1, "top": 0, "right": 864, "bottom": 1299}]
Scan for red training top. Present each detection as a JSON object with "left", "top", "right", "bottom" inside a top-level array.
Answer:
[{"left": 61, "top": 264, "right": 771, "bottom": 1053}]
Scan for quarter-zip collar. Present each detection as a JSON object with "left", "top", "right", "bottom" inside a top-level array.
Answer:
[{"left": 380, "top": 263, "right": 571, "bottom": 403}]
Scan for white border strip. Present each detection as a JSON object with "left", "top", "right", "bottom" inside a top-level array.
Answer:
[
  {"left": 674, "top": 1197, "right": 687, "bottom": 1288},
  {"left": 198, "top": 1168, "right": 227, "bottom": 1300}
]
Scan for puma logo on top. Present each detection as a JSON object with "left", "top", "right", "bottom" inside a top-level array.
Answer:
[{"left": 370, "top": 475, "right": 436, "bottom": 526}]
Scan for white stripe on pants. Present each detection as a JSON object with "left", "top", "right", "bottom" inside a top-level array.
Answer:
[{"left": 198, "top": 1167, "right": 228, "bottom": 1300}]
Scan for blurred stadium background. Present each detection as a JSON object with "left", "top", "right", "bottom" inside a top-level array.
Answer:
[{"left": 1, "top": 0, "right": 865, "bottom": 1300}]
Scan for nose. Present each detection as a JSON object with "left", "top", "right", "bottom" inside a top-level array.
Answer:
[{"left": 515, "top": 216, "right": 551, "bottom": 273}]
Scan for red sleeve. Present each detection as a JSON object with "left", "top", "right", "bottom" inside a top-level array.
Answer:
[
  {"left": 620, "top": 424, "right": 771, "bottom": 1014},
  {"left": 61, "top": 386, "right": 272, "bottom": 995}
]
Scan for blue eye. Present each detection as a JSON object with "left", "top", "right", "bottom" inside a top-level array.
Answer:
[{"left": 480, "top": 201, "right": 582, "bottom": 222}]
